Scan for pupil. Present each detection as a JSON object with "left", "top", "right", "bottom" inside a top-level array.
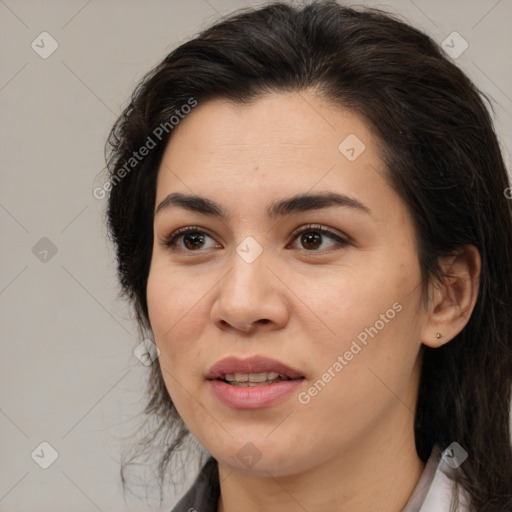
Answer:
[
  {"left": 184, "top": 232, "right": 204, "bottom": 250},
  {"left": 302, "top": 231, "right": 321, "bottom": 249}
]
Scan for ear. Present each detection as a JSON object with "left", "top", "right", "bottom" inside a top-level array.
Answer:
[{"left": 421, "top": 245, "right": 481, "bottom": 348}]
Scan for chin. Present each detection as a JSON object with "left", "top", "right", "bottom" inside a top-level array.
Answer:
[{"left": 208, "top": 435, "right": 316, "bottom": 477}]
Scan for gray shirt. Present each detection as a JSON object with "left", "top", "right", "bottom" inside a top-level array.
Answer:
[{"left": 170, "top": 445, "right": 470, "bottom": 512}]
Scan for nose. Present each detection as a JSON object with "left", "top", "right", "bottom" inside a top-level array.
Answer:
[{"left": 210, "top": 251, "right": 290, "bottom": 334}]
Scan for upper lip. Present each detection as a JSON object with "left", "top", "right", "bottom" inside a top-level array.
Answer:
[{"left": 206, "top": 355, "right": 304, "bottom": 380}]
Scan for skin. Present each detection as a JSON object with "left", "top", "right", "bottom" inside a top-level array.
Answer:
[{"left": 146, "top": 91, "right": 480, "bottom": 512}]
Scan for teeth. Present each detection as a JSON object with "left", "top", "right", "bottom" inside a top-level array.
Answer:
[
  {"left": 223, "top": 372, "right": 290, "bottom": 383},
  {"left": 249, "top": 372, "right": 277, "bottom": 382},
  {"left": 228, "top": 380, "right": 282, "bottom": 387}
]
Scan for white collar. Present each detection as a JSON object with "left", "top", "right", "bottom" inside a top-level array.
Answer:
[{"left": 402, "top": 445, "right": 472, "bottom": 512}]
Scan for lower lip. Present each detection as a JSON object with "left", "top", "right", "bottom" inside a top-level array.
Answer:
[{"left": 208, "top": 378, "right": 304, "bottom": 409}]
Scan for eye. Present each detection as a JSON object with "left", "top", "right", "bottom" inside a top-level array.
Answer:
[
  {"left": 288, "top": 224, "right": 349, "bottom": 252},
  {"left": 161, "top": 224, "right": 349, "bottom": 253},
  {"left": 162, "top": 226, "right": 220, "bottom": 252}
]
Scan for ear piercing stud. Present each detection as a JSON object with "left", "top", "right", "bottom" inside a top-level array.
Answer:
[{"left": 436, "top": 333, "right": 442, "bottom": 339}]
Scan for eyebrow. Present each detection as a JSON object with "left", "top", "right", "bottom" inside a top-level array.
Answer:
[{"left": 155, "top": 191, "right": 371, "bottom": 219}]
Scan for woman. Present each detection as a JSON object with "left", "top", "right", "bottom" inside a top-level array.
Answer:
[{"left": 105, "top": 1, "right": 512, "bottom": 511}]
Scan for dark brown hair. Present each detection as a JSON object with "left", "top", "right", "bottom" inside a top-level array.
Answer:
[{"left": 105, "top": 1, "right": 512, "bottom": 510}]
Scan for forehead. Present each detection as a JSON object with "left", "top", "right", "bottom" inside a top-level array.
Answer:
[
  {"left": 160, "top": 92, "right": 378, "bottom": 163},
  {"left": 154, "top": 92, "right": 399, "bottom": 221}
]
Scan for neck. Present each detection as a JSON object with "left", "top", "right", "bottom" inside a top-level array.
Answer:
[{"left": 218, "top": 440, "right": 423, "bottom": 512}]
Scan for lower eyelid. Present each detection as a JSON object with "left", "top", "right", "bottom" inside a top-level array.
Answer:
[{"left": 289, "top": 232, "right": 348, "bottom": 250}]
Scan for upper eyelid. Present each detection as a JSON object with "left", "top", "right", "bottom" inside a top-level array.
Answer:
[
  {"left": 290, "top": 224, "right": 343, "bottom": 239},
  {"left": 163, "top": 224, "right": 348, "bottom": 248}
]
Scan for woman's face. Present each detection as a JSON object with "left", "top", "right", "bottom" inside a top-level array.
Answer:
[{"left": 147, "top": 91, "right": 429, "bottom": 475}]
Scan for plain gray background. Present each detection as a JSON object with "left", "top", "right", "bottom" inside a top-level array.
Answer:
[{"left": 1, "top": 0, "right": 511, "bottom": 511}]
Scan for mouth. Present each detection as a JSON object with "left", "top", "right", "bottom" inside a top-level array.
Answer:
[
  {"left": 205, "top": 355, "right": 305, "bottom": 408},
  {"left": 206, "top": 355, "right": 305, "bottom": 382},
  {"left": 216, "top": 371, "right": 300, "bottom": 387}
]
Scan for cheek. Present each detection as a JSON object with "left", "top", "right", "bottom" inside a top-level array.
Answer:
[
  {"left": 146, "top": 269, "right": 204, "bottom": 415},
  {"left": 316, "top": 252, "right": 420, "bottom": 341},
  {"left": 146, "top": 261, "right": 199, "bottom": 364},
  {"left": 146, "top": 256, "right": 219, "bottom": 402},
  {"left": 303, "top": 255, "right": 423, "bottom": 399},
  {"left": 296, "top": 304, "right": 422, "bottom": 444},
  {"left": 147, "top": 255, "right": 198, "bottom": 332}
]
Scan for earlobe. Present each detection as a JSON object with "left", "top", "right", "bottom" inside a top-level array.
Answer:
[{"left": 422, "top": 245, "right": 481, "bottom": 348}]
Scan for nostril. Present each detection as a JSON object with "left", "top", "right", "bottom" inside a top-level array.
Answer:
[{"left": 218, "top": 318, "right": 271, "bottom": 331}]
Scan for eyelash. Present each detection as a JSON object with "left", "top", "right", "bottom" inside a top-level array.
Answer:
[{"left": 161, "top": 224, "right": 349, "bottom": 253}]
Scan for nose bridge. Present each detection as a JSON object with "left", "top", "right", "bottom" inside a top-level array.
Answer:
[
  {"left": 211, "top": 239, "right": 289, "bottom": 332},
  {"left": 225, "top": 242, "right": 272, "bottom": 306}
]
